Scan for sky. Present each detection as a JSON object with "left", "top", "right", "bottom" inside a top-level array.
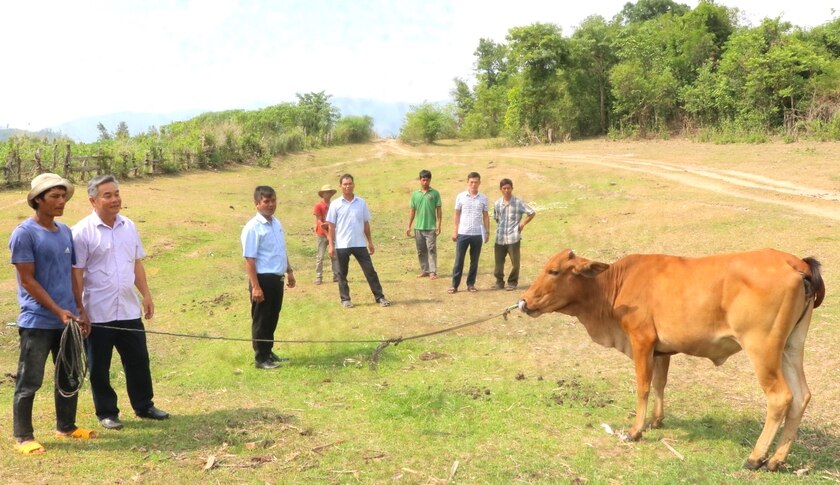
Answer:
[{"left": 1, "top": 0, "right": 837, "bottom": 131}]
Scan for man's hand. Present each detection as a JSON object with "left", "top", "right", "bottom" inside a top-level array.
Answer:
[
  {"left": 251, "top": 286, "right": 265, "bottom": 303},
  {"left": 368, "top": 242, "right": 375, "bottom": 255},
  {"left": 143, "top": 299, "right": 155, "bottom": 320},
  {"left": 287, "top": 272, "right": 296, "bottom": 288}
]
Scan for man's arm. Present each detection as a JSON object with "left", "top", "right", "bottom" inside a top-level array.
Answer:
[
  {"left": 70, "top": 268, "right": 91, "bottom": 335},
  {"left": 364, "top": 221, "right": 375, "bottom": 255},
  {"left": 286, "top": 257, "right": 296, "bottom": 288},
  {"left": 406, "top": 208, "right": 416, "bottom": 237},
  {"left": 482, "top": 211, "right": 490, "bottom": 243},
  {"left": 435, "top": 205, "right": 442, "bottom": 235},
  {"left": 245, "top": 257, "right": 263, "bottom": 303},
  {"left": 452, "top": 209, "right": 461, "bottom": 242},
  {"left": 519, "top": 211, "right": 536, "bottom": 232},
  {"left": 134, "top": 260, "right": 155, "bottom": 320},
  {"left": 15, "top": 262, "right": 76, "bottom": 325},
  {"left": 327, "top": 222, "right": 336, "bottom": 258}
]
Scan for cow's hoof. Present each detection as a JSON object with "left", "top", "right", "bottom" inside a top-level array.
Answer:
[
  {"left": 618, "top": 431, "right": 641, "bottom": 442},
  {"left": 765, "top": 459, "right": 784, "bottom": 472},
  {"left": 742, "top": 457, "right": 766, "bottom": 470},
  {"left": 650, "top": 419, "right": 664, "bottom": 429}
]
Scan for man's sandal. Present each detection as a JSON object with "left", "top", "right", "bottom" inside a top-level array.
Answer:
[
  {"left": 15, "top": 440, "right": 45, "bottom": 455},
  {"left": 55, "top": 427, "right": 97, "bottom": 439}
]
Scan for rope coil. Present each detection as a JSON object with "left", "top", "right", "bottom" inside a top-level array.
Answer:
[{"left": 55, "top": 319, "right": 87, "bottom": 398}]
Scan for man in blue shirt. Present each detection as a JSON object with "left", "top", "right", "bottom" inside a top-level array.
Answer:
[
  {"left": 326, "top": 173, "right": 391, "bottom": 308},
  {"left": 241, "top": 186, "right": 296, "bottom": 369},
  {"left": 9, "top": 173, "right": 95, "bottom": 454}
]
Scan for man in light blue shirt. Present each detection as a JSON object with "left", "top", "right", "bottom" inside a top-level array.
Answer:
[
  {"left": 241, "top": 186, "right": 296, "bottom": 369},
  {"left": 326, "top": 173, "right": 390, "bottom": 308}
]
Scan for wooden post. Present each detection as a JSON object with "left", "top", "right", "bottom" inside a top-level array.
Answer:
[
  {"left": 52, "top": 143, "right": 59, "bottom": 171},
  {"left": 64, "top": 143, "right": 72, "bottom": 177},
  {"left": 34, "top": 148, "right": 43, "bottom": 174}
]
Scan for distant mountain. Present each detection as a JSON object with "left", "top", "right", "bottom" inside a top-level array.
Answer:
[
  {"left": 0, "top": 127, "right": 64, "bottom": 142},
  {"left": 53, "top": 110, "right": 206, "bottom": 143},
  {"left": 11, "top": 98, "right": 426, "bottom": 144}
]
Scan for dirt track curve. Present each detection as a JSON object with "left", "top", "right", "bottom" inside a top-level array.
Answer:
[{"left": 378, "top": 139, "right": 840, "bottom": 222}]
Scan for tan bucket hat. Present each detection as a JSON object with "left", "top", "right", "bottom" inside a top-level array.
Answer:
[
  {"left": 318, "top": 184, "right": 337, "bottom": 196},
  {"left": 27, "top": 173, "right": 75, "bottom": 209}
]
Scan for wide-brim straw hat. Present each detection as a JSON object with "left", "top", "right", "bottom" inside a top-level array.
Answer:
[
  {"left": 318, "top": 184, "right": 337, "bottom": 196},
  {"left": 27, "top": 173, "right": 75, "bottom": 208}
]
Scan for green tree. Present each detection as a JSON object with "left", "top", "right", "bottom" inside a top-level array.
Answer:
[
  {"left": 620, "top": 0, "right": 690, "bottom": 24},
  {"left": 569, "top": 15, "right": 620, "bottom": 135},
  {"left": 505, "top": 23, "right": 572, "bottom": 142},
  {"left": 295, "top": 91, "right": 340, "bottom": 140},
  {"left": 96, "top": 122, "right": 112, "bottom": 142},
  {"left": 400, "top": 102, "right": 456, "bottom": 144},
  {"left": 115, "top": 121, "right": 130, "bottom": 140}
]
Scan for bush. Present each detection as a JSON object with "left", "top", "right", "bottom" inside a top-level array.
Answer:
[{"left": 334, "top": 116, "right": 374, "bottom": 144}]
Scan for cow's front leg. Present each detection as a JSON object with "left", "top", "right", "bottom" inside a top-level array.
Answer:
[
  {"left": 650, "top": 354, "right": 671, "bottom": 429},
  {"left": 623, "top": 340, "right": 655, "bottom": 441}
]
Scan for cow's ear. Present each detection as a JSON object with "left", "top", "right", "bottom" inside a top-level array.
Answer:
[{"left": 576, "top": 261, "right": 609, "bottom": 278}]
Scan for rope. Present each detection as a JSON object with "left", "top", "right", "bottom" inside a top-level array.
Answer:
[
  {"left": 55, "top": 319, "right": 87, "bottom": 398},
  {"left": 27, "top": 303, "right": 522, "bottom": 375}
]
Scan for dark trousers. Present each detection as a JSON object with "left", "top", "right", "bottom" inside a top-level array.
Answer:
[
  {"left": 494, "top": 241, "right": 522, "bottom": 286},
  {"left": 250, "top": 273, "right": 284, "bottom": 363},
  {"left": 336, "top": 247, "right": 385, "bottom": 303},
  {"left": 14, "top": 327, "right": 79, "bottom": 441},
  {"left": 451, "top": 234, "right": 483, "bottom": 289},
  {"left": 86, "top": 318, "right": 155, "bottom": 419}
]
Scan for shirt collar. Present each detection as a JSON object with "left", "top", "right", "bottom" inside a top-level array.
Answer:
[
  {"left": 91, "top": 210, "right": 125, "bottom": 228},
  {"left": 255, "top": 212, "right": 273, "bottom": 224}
]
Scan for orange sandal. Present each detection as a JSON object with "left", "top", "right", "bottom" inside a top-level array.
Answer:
[
  {"left": 15, "top": 440, "right": 45, "bottom": 455},
  {"left": 56, "top": 427, "right": 97, "bottom": 439}
]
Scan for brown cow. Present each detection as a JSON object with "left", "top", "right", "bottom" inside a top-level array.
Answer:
[{"left": 518, "top": 248, "right": 824, "bottom": 471}]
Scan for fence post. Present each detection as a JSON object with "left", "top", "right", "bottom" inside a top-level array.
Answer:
[
  {"left": 52, "top": 143, "right": 59, "bottom": 171},
  {"left": 34, "top": 148, "right": 43, "bottom": 174},
  {"left": 64, "top": 143, "right": 72, "bottom": 177}
]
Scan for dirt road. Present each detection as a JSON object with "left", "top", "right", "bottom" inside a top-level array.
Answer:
[{"left": 378, "top": 138, "right": 840, "bottom": 221}]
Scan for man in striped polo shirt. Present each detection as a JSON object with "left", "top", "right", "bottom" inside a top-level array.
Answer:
[{"left": 448, "top": 172, "right": 489, "bottom": 294}]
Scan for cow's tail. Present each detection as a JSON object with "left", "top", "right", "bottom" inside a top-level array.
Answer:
[{"left": 802, "top": 257, "right": 825, "bottom": 309}]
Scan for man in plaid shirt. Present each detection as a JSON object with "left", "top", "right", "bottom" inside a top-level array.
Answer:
[{"left": 493, "top": 178, "right": 536, "bottom": 291}]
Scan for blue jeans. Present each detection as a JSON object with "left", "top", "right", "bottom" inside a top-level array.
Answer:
[
  {"left": 86, "top": 318, "right": 155, "bottom": 418},
  {"left": 451, "top": 234, "right": 483, "bottom": 289},
  {"left": 13, "top": 327, "right": 80, "bottom": 441}
]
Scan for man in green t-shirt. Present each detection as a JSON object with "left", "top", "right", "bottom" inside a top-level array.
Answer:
[{"left": 405, "top": 169, "right": 443, "bottom": 279}]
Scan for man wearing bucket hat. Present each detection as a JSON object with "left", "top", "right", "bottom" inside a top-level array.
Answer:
[
  {"left": 313, "top": 184, "right": 339, "bottom": 285},
  {"left": 9, "top": 173, "right": 96, "bottom": 455}
]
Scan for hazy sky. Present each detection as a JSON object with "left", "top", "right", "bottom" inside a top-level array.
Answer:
[{"left": 2, "top": 0, "right": 836, "bottom": 130}]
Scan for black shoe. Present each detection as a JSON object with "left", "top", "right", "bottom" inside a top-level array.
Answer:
[
  {"left": 99, "top": 416, "right": 124, "bottom": 430},
  {"left": 135, "top": 406, "right": 170, "bottom": 420},
  {"left": 256, "top": 359, "right": 281, "bottom": 369},
  {"left": 269, "top": 352, "right": 289, "bottom": 363}
]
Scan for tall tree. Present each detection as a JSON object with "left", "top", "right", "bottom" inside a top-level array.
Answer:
[
  {"left": 570, "top": 15, "right": 620, "bottom": 135},
  {"left": 505, "top": 23, "right": 572, "bottom": 142}
]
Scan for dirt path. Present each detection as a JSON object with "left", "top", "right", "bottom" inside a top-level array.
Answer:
[{"left": 377, "top": 139, "right": 840, "bottom": 221}]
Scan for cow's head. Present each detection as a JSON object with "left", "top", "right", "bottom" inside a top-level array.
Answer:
[{"left": 518, "top": 249, "right": 610, "bottom": 317}]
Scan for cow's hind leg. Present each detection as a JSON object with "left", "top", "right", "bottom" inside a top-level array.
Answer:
[
  {"left": 766, "top": 309, "right": 812, "bottom": 472},
  {"left": 650, "top": 355, "right": 670, "bottom": 429},
  {"left": 742, "top": 337, "right": 793, "bottom": 470}
]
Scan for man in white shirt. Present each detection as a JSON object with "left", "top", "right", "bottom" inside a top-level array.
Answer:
[
  {"left": 448, "top": 172, "right": 490, "bottom": 294},
  {"left": 326, "top": 173, "right": 390, "bottom": 308},
  {"left": 72, "top": 175, "right": 169, "bottom": 430}
]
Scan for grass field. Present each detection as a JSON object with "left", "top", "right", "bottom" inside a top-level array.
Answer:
[{"left": 1, "top": 139, "right": 838, "bottom": 483}]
